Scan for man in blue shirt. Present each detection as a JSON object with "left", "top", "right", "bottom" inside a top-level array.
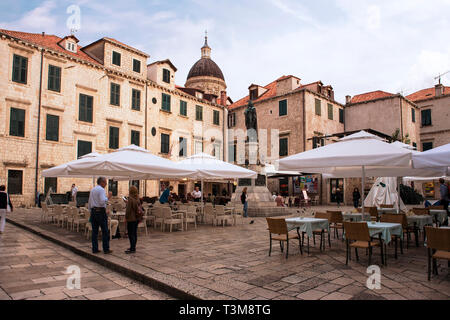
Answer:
[
  {"left": 159, "top": 186, "right": 173, "bottom": 204},
  {"left": 88, "top": 177, "right": 112, "bottom": 254}
]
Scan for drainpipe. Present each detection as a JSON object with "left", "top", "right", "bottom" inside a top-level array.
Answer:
[
  {"left": 399, "top": 96, "right": 403, "bottom": 138},
  {"left": 34, "top": 48, "right": 44, "bottom": 206},
  {"left": 144, "top": 82, "right": 148, "bottom": 196}
]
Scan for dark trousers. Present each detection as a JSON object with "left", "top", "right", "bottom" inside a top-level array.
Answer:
[
  {"left": 194, "top": 198, "right": 200, "bottom": 202},
  {"left": 353, "top": 199, "right": 359, "bottom": 208},
  {"left": 127, "top": 221, "right": 138, "bottom": 251},
  {"left": 442, "top": 199, "right": 449, "bottom": 225},
  {"left": 90, "top": 208, "right": 109, "bottom": 252}
]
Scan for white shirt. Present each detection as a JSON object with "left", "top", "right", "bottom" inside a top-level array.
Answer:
[
  {"left": 71, "top": 186, "right": 78, "bottom": 196},
  {"left": 88, "top": 185, "right": 108, "bottom": 210},
  {"left": 192, "top": 190, "right": 202, "bottom": 199}
]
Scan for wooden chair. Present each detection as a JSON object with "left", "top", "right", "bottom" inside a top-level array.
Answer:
[
  {"left": 424, "top": 227, "right": 450, "bottom": 281},
  {"left": 379, "top": 214, "right": 405, "bottom": 259},
  {"left": 343, "top": 222, "right": 384, "bottom": 266},
  {"left": 380, "top": 204, "right": 394, "bottom": 208},
  {"left": 429, "top": 205, "right": 444, "bottom": 210},
  {"left": 327, "top": 210, "right": 344, "bottom": 239},
  {"left": 266, "top": 218, "right": 302, "bottom": 259},
  {"left": 357, "top": 207, "right": 379, "bottom": 222},
  {"left": 312, "top": 212, "right": 331, "bottom": 251},
  {"left": 412, "top": 208, "right": 430, "bottom": 216}
]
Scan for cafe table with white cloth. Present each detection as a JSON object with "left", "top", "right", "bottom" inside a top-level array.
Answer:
[
  {"left": 377, "top": 208, "right": 398, "bottom": 214},
  {"left": 406, "top": 215, "right": 433, "bottom": 230},
  {"left": 429, "top": 209, "right": 448, "bottom": 225},
  {"left": 342, "top": 212, "right": 371, "bottom": 222},
  {"left": 365, "top": 221, "right": 403, "bottom": 245},
  {"left": 285, "top": 217, "right": 330, "bottom": 253}
]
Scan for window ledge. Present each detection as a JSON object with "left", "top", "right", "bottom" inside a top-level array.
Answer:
[
  {"left": 160, "top": 109, "right": 172, "bottom": 114},
  {"left": 178, "top": 114, "right": 188, "bottom": 119}
]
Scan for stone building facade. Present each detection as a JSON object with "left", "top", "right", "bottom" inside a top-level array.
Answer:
[
  {"left": 0, "top": 29, "right": 227, "bottom": 206},
  {"left": 227, "top": 75, "right": 345, "bottom": 204}
]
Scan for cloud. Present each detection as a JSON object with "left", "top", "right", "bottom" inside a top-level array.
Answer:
[{"left": 0, "top": 1, "right": 57, "bottom": 31}]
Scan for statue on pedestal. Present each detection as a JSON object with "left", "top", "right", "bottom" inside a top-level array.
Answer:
[{"left": 244, "top": 100, "right": 258, "bottom": 142}]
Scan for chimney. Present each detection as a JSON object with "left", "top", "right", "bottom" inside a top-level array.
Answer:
[
  {"left": 220, "top": 91, "right": 227, "bottom": 106},
  {"left": 345, "top": 95, "right": 352, "bottom": 104},
  {"left": 435, "top": 83, "right": 444, "bottom": 97},
  {"left": 42, "top": 32, "right": 45, "bottom": 37}
]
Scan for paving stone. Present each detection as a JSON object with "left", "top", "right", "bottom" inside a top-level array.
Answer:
[
  {"left": 320, "top": 292, "right": 353, "bottom": 300},
  {"left": 297, "top": 289, "right": 328, "bottom": 300}
]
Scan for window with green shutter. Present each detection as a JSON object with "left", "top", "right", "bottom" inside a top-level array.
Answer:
[
  {"left": 8, "top": 170, "right": 23, "bottom": 195},
  {"left": 161, "top": 133, "right": 170, "bottom": 154},
  {"left": 10, "top": 108, "right": 25, "bottom": 137},
  {"left": 112, "top": 51, "right": 121, "bottom": 66},
  {"left": 339, "top": 108, "right": 344, "bottom": 123},
  {"left": 196, "top": 105, "right": 203, "bottom": 121},
  {"left": 161, "top": 93, "right": 171, "bottom": 112},
  {"left": 12, "top": 54, "right": 27, "bottom": 84},
  {"left": 109, "top": 126, "right": 119, "bottom": 149},
  {"left": 315, "top": 99, "right": 321, "bottom": 116},
  {"left": 180, "top": 100, "right": 187, "bottom": 116},
  {"left": 79, "top": 94, "right": 93, "bottom": 123},
  {"left": 110, "top": 83, "right": 120, "bottom": 106},
  {"left": 327, "top": 104, "right": 333, "bottom": 120},
  {"left": 279, "top": 137, "right": 288, "bottom": 157},
  {"left": 163, "top": 69, "right": 170, "bottom": 83},
  {"left": 132, "top": 89, "right": 141, "bottom": 111},
  {"left": 179, "top": 137, "right": 187, "bottom": 157},
  {"left": 133, "top": 59, "right": 141, "bottom": 73},
  {"left": 411, "top": 108, "right": 415, "bottom": 123},
  {"left": 422, "top": 142, "right": 433, "bottom": 151},
  {"left": 279, "top": 99, "right": 287, "bottom": 116},
  {"left": 48, "top": 65, "right": 61, "bottom": 92},
  {"left": 77, "top": 140, "right": 92, "bottom": 158},
  {"left": 213, "top": 110, "right": 220, "bottom": 125},
  {"left": 131, "top": 130, "right": 140, "bottom": 146},
  {"left": 46, "top": 114, "right": 59, "bottom": 141},
  {"left": 421, "top": 109, "right": 431, "bottom": 126}
]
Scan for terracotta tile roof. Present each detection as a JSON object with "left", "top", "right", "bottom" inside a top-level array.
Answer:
[
  {"left": 103, "top": 37, "right": 149, "bottom": 57},
  {"left": 406, "top": 86, "right": 450, "bottom": 102},
  {"left": 228, "top": 76, "right": 287, "bottom": 110},
  {"left": 350, "top": 90, "right": 394, "bottom": 104},
  {"left": 0, "top": 29, "right": 100, "bottom": 65}
]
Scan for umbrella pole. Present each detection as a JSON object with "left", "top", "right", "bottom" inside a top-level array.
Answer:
[
  {"left": 201, "top": 179, "right": 204, "bottom": 217},
  {"left": 397, "top": 177, "right": 401, "bottom": 214},
  {"left": 361, "top": 166, "right": 365, "bottom": 214}
]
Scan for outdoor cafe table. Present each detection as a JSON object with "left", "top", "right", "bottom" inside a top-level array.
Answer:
[
  {"left": 377, "top": 208, "right": 398, "bottom": 214},
  {"left": 285, "top": 217, "right": 329, "bottom": 253},
  {"left": 429, "top": 209, "right": 447, "bottom": 225},
  {"left": 342, "top": 212, "right": 371, "bottom": 222},
  {"left": 365, "top": 222, "right": 402, "bottom": 245},
  {"left": 406, "top": 215, "right": 433, "bottom": 229}
]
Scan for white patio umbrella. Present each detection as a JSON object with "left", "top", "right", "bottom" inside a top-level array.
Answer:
[
  {"left": 177, "top": 153, "right": 257, "bottom": 213},
  {"left": 277, "top": 131, "right": 413, "bottom": 214},
  {"left": 42, "top": 152, "right": 102, "bottom": 178},
  {"left": 412, "top": 143, "right": 450, "bottom": 169},
  {"left": 65, "top": 145, "right": 196, "bottom": 180}
]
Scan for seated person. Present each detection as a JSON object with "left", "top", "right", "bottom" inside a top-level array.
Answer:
[
  {"left": 159, "top": 186, "right": 173, "bottom": 204},
  {"left": 275, "top": 193, "right": 285, "bottom": 207}
]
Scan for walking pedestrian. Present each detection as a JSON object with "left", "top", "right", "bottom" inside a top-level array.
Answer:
[
  {"left": 88, "top": 177, "right": 113, "bottom": 254},
  {"left": 71, "top": 184, "right": 78, "bottom": 203},
  {"left": 125, "top": 185, "right": 141, "bottom": 254},
  {"left": 0, "top": 185, "right": 13, "bottom": 234},
  {"left": 352, "top": 187, "right": 361, "bottom": 208},
  {"left": 336, "top": 187, "right": 342, "bottom": 207},
  {"left": 241, "top": 187, "right": 254, "bottom": 224}
]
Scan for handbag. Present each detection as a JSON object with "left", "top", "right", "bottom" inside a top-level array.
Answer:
[{"left": 136, "top": 204, "right": 144, "bottom": 222}]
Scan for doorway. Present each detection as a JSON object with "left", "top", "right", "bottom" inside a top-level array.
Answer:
[{"left": 330, "top": 178, "right": 344, "bottom": 203}]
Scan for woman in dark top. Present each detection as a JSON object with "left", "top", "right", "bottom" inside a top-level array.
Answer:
[
  {"left": 0, "top": 185, "right": 13, "bottom": 234},
  {"left": 352, "top": 187, "right": 361, "bottom": 208},
  {"left": 125, "top": 186, "right": 141, "bottom": 254}
]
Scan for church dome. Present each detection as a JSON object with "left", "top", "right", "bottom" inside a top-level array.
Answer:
[{"left": 187, "top": 58, "right": 225, "bottom": 81}]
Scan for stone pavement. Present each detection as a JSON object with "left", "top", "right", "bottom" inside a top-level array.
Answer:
[
  {"left": 5, "top": 206, "right": 450, "bottom": 300},
  {"left": 0, "top": 223, "right": 174, "bottom": 300}
]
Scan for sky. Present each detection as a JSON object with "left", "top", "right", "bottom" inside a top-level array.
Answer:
[{"left": 1, "top": 0, "right": 449, "bottom": 104}]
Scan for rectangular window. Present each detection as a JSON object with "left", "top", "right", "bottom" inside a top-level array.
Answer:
[
  {"left": 312, "top": 136, "right": 325, "bottom": 149},
  {"left": 228, "top": 142, "right": 236, "bottom": 162},
  {"left": 131, "top": 180, "right": 140, "bottom": 193},
  {"left": 228, "top": 113, "right": 236, "bottom": 128},
  {"left": 112, "top": 51, "right": 121, "bottom": 66},
  {"left": 12, "top": 54, "right": 27, "bottom": 84},
  {"left": 279, "top": 137, "right": 288, "bottom": 157},
  {"left": 48, "top": 65, "right": 61, "bottom": 92},
  {"left": 196, "top": 105, "right": 203, "bottom": 121},
  {"left": 180, "top": 100, "right": 187, "bottom": 116},
  {"left": 163, "top": 69, "right": 170, "bottom": 83},
  {"left": 110, "top": 83, "right": 120, "bottom": 106},
  {"left": 194, "top": 140, "right": 203, "bottom": 154},
  {"left": 161, "top": 133, "right": 170, "bottom": 154},
  {"left": 421, "top": 109, "right": 432, "bottom": 126},
  {"left": 412, "top": 142, "right": 417, "bottom": 149},
  {"left": 411, "top": 108, "right": 415, "bottom": 123},
  {"left": 46, "top": 114, "right": 59, "bottom": 141},
  {"left": 109, "top": 126, "right": 119, "bottom": 149},
  {"left": 79, "top": 94, "right": 93, "bottom": 123},
  {"left": 179, "top": 137, "right": 187, "bottom": 157},
  {"left": 44, "top": 177, "right": 57, "bottom": 194},
  {"left": 213, "top": 110, "right": 220, "bottom": 125},
  {"left": 108, "top": 180, "right": 118, "bottom": 196},
  {"left": 422, "top": 142, "right": 433, "bottom": 151},
  {"left": 8, "top": 170, "right": 23, "bottom": 195},
  {"left": 133, "top": 59, "right": 141, "bottom": 73},
  {"left": 328, "top": 103, "right": 333, "bottom": 120},
  {"left": 161, "top": 93, "right": 171, "bottom": 112},
  {"left": 77, "top": 140, "right": 92, "bottom": 158},
  {"left": 131, "top": 89, "right": 141, "bottom": 111},
  {"left": 279, "top": 99, "right": 287, "bottom": 116},
  {"left": 339, "top": 108, "right": 344, "bottom": 123},
  {"left": 315, "top": 99, "right": 321, "bottom": 116},
  {"left": 9, "top": 107, "right": 25, "bottom": 137},
  {"left": 213, "top": 143, "right": 221, "bottom": 159},
  {"left": 131, "top": 130, "right": 140, "bottom": 146}
]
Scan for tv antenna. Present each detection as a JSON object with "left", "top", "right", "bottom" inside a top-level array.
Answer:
[{"left": 434, "top": 70, "right": 450, "bottom": 84}]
